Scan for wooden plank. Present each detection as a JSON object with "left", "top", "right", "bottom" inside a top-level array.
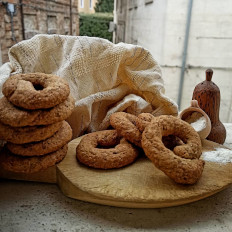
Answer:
[{"left": 57, "top": 137, "right": 232, "bottom": 208}]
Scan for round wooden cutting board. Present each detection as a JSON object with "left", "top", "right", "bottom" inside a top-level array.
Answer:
[{"left": 57, "top": 137, "right": 232, "bottom": 208}]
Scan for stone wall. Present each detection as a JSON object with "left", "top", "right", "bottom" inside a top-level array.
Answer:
[
  {"left": 0, "top": 0, "right": 79, "bottom": 64},
  {"left": 0, "top": 0, "right": 23, "bottom": 64}
]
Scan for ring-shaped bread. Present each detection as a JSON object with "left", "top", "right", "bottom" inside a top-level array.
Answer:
[
  {"left": 136, "top": 113, "right": 155, "bottom": 132},
  {"left": 142, "top": 115, "right": 204, "bottom": 184},
  {"left": 2, "top": 73, "right": 70, "bottom": 109},
  {"left": 0, "top": 144, "right": 68, "bottom": 174},
  {"left": 110, "top": 112, "right": 142, "bottom": 147},
  {"left": 7, "top": 121, "right": 72, "bottom": 156},
  {"left": 0, "top": 95, "right": 75, "bottom": 127},
  {"left": 76, "top": 130, "right": 139, "bottom": 169},
  {"left": 136, "top": 113, "right": 185, "bottom": 151},
  {"left": 0, "top": 121, "right": 62, "bottom": 144}
]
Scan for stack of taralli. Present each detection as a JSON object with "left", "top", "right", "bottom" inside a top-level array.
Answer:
[{"left": 0, "top": 73, "right": 75, "bottom": 173}]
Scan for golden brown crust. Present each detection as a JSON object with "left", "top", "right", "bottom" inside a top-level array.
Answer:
[
  {"left": 110, "top": 112, "right": 142, "bottom": 147},
  {"left": 0, "top": 121, "right": 62, "bottom": 144},
  {"left": 0, "top": 144, "right": 68, "bottom": 174},
  {"left": 141, "top": 115, "right": 204, "bottom": 185},
  {"left": 136, "top": 113, "right": 184, "bottom": 150},
  {"left": 2, "top": 73, "right": 70, "bottom": 110},
  {"left": 0, "top": 95, "right": 75, "bottom": 127},
  {"left": 76, "top": 130, "right": 139, "bottom": 169},
  {"left": 136, "top": 113, "right": 154, "bottom": 132},
  {"left": 7, "top": 121, "right": 72, "bottom": 156}
]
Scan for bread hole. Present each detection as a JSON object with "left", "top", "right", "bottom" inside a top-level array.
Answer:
[
  {"left": 33, "top": 83, "right": 44, "bottom": 91},
  {"left": 96, "top": 144, "right": 117, "bottom": 149},
  {"left": 162, "top": 135, "right": 184, "bottom": 151}
]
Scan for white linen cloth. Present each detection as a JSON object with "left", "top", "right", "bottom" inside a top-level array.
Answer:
[{"left": 0, "top": 34, "right": 178, "bottom": 138}]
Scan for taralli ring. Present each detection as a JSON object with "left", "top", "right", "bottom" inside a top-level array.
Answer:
[
  {"left": 136, "top": 113, "right": 155, "bottom": 132},
  {"left": 136, "top": 113, "right": 184, "bottom": 150},
  {"left": 0, "top": 144, "right": 68, "bottom": 174},
  {"left": 76, "top": 130, "right": 139, "bottom": 169},
  {"left": 142, "top": 115, "right": 204, "bottom": 184},
  {"left": 0, "top": 121, "right": 62, "bottom": 144},
  {"left": 7, "top": 121, "right": 72, "bottom": 156},
  {"left": 0, "top": 95, "right": 75, "bottom": 127},
  {"left": 110, "top": 112, "right": 142, "bottom": 147},
  {"left": 2, "top": 73, "right": 70, "bottom": 109}
]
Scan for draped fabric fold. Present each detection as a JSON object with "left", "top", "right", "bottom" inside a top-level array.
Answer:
[{"left": 0, "top": 34, "right": 178, "bottom": 138}]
